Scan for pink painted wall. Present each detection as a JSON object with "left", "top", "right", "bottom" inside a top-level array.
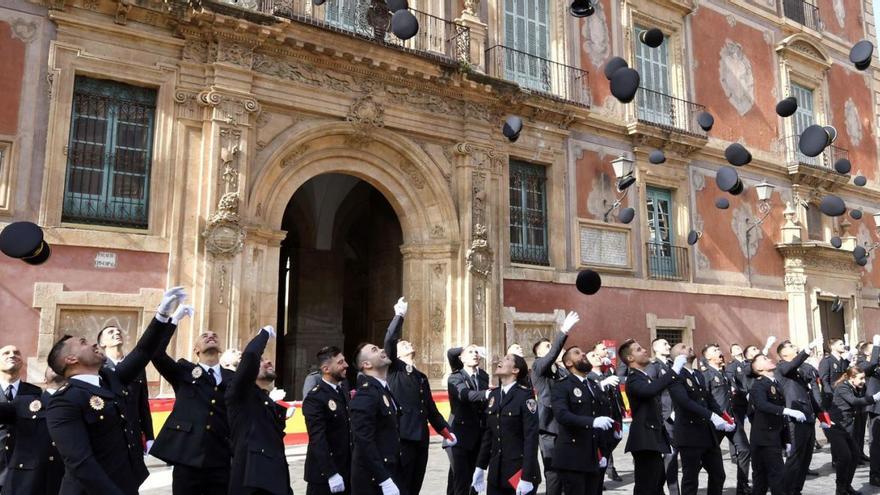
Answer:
[
  {"left": 0, "top": 21, "right": 25, "bottom": 135},
  {"left": 827, "top": 64, "right": 878, "bottom": 181}
]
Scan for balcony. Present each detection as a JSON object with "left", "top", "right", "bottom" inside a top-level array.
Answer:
[
  {"left": 203, "top": 0, "right": 471, "bottom": 64},
  {"left": 785, "top": 134, "right": 850, "bottom": 189},
  {"left": 781, "top": 0, "right": 820, "bottom": 31},
  {"left": 646, "top": 242, "right": 690, "bottom": 281},
  {"left": 634, "top": 87, "right": 707, "bottom": 138},
  {"left": 485, "top": 45, "right": 591, "bottom": 107}
]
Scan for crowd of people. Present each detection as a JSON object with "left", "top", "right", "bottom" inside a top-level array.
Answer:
[{"left": 1, "top": 286, "right": 879, "bottom": 494}]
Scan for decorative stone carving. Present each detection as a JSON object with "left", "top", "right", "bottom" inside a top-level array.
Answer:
[
  {"left": 399, "top": 160, "right": 425, "bottom": 189},
  {"left": 10, "top": 19, "right": 37, "bottom": 43},
  {"left": 784, "top": 273, "right": 806, "bottom": 291},
  {"left": 218, "top": 264, "right": 228, "bottom": 305},
  {"left": 346, "top": 95, "right": 384, "bottom": 145},
  {"left": 281, "top": 145, "right": 310, "bottom": 168},
  {"left": 719, "top": 40, "right": 755, "bottom": 116},
  {"left": 198, "top": 89, "right": 260, "bottom": 126},
  {"left": 833, "top": 0, "right": 845, "bottom": 28},
  {"left": 218, "top": 128, "right": 242, "bottom": 193},
  {"left": 431, "top": 305, "right": 444, "bottom": 335},
  {"left": 581, "top": 0, "right": 609, "bottom": 69},
  {"left": 174, "top": 90, "right": 201, "bottom": 120},
  {"left": 203, "top": 192, "right": 246, "bottom": 258},
  {"left": 430, "top": 225, "right": 445, "bottom": 239},
  {"left": 466, "top": 224, "right": 493, "bottom": 278},
  {"left": 212, "top": 40, "right": 255, "bottom": 68},
  {"left": 691, "top": 171, "right": 706, "bottom": 192},
  {"left": 845, "top": 98, "right": 862, "bottom": 146},
  {"left": 115, "top": 0, "right": 132, "bottom": 25},
  {"left": 732, "top": 203, "right": 761, "bottom": 258},
  {"left": 183, "top": 39, "right": 208, "bottom": 63},
  {"left": 455, "top": 143, "right": 503, "bottom": 173},
  {"left": 463, "top": 0, "right": 479, "bottom": 15}
]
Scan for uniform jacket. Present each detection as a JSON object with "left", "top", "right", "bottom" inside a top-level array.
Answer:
[
  {"left": 446, "top": 349, "right": 490, "bottom": 451},
  {"left": 799, "top": 361, "right": 824, "bottom": 412},
  {"left": 777, "top": 351, "right": 820, "bottom": 423},
  {"left": 624, "top": 367, "right": 676, "bottom": 454},
  {"left": 477, "top": 383, "right": 540, "bottom": 486},
  {"left": 47, "top": 317, "right": 168, "bottom": 495},
  {"left": 725, "top": 358, "right": 753, "bottom": 410},
  {"left": 703, "top": 365, "right": 732, "bottom": 414},
  {"left": 0, "top": 391, "right": 63, "bottom": 495},
  {"left": 551, "top": 373, "right": 605, "bottom": 473},
  {"left": 668, "top": 368, "right": 724, "bottom": 448},
  {"left": 302, "top": 378, "right": 352, "bottom": 484},
  {"left": 149, "top": 325, "right": 234, "bottom": 469},
  {"left": 384, "top": 315, "right": 449, "bottom": 442},
  {"left": 747, "top": 376, "right": 791, "bottom": 448},
  {"left": 819, "top": 354, "right": 850, "bottom": 406},
  {"left": 863, "top": 347, "right": 880, "bottom": 416},
  {"left": 530, "top": 331, "right": 569, "bottom": 436},
  {"left": 831, "top": 381, "right": 876, "bottom": 435},
  {"left": 350, "top": 374, "right": 401, "bottom": 492},
  {"left": 102, "top": 359, "right": 153, "bottom": 445},
  {"left": 0, "top": 380, "right": 42, "bottom": 486},
  {"left": 226, "top": 330, "right": 290, "bottom": 495},
  {"left": 645, "top": 358, "right": 675, "bottom": 423}
]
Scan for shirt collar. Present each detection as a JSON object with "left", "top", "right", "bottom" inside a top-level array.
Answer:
[
  {"left": 0, "top": 379, "right": 20, "bottom": 391},
  {"left": 322, "top": 378, "right": 340, "bottom": 390},
  {"left": 198, "top": 363, "right": 222, "bottom": 383},
  {"left": 70, "top": 374, "right": 101, "bottom": 388},
  {"left": 501, "top": 382, "right": 516, "bottom": 394},
  {"left": 375, "top": 377, "right": 389, "bottom": 389}
]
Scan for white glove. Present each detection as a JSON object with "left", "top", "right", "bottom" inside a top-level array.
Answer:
[
  {"left": 158, "top": 286, "right": 186, "bottom": 315},
  {"left": 763, "top": 335, "right": 777, "bottom": 355},
  {"left": 475, "top": 347, "right": 487, "bottom": 359},
  {"left": 394, "top": 297, "right": 408, "bottom": 317},
  {"left": 328, "top": 473, "right": 345, "bottom": 494},
  {"left": 872, "top": 391, "right": 880, "bottom": 402},
  {"left": 614, "top": 429, "right": 622, "bottom": 440},
  {"left": 598, "top": 456, "right": 608, "bottom": 468},
  {"left": 471, "top": 468, "right": 486, "bottom": 493},
  {"left": 144, "top": 439, "right": 154, "bottom": 454},
  {"left": 873, "top": 334, "right": 880, "bottom": 347},
  {"left": 785, "top": 443, "right": 792, "bottom": 456},
  {"left": 171, "top": 304, "right": 194, "bottom": 325},
  {"left": 262, "top": 325, "right": 276, "bottom": 338},
  {"left": 783, "top": 408, "right": 807, "bottom": 422},
  {"left": 285, "top": 403, "right": 296, "bottom": 419},
  {"left": 269, "top": 388, "right": 286, "bottom": 401},
  {"left": 672, "top": 355, "right": 688, "bottom": 373},
  {"left": 669, "top": 411, "right": 676, "bottom": 423},
  {"left": 723, "top": 422, "right": 736, "bottom": 432},
  {"left": 602, "top": 357, "right": 612, "bottom": 366},
  {"left": 600, "top": 375, "right": 620, "bottom": 390},
  {"left": 445, "top": 432, "right": 458, "bottom": 447},
  {"left": 515, "top": 480, "right": 534, "bottom": 495},
  {"left": 561, "top": 311, "right": 580, "bottom": 335},
  {"left": 805, "top": 337, "right": 822, "bottom": 355},
  {"left": 592, "top": 416, "right": 614, "bottom": 430},
  {"left": 379, "top": 478, "right": 400, "bottom": 495},
  {"left": 710, "top": 413, "right": 729, "bottom": 431},
  {"left": 820, "top": 421, "right": 831, "bottom": 429}
]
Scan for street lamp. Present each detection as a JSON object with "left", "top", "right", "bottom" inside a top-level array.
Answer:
[
  {"left": 745, "top": 180, "right": 776, "bottom": 287},
  {"left": 603, "top": 155, "right": 636, "bottom": 222},
  {"left": 860, "top": 212, "right": 880, "bottom": 258}
]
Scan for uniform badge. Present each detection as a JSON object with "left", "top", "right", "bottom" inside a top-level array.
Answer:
[
  {"left": 686, "top": 378, "right": 693, "bottom": 387},
  {"left": 526, "top": 399, "right": 537, "bottom": 414},
  {"left": 191, "top": 367, "right": 203, "bottom": 379},
  {"left": 28, "top": 400, "right": 41, "bottom": 412},
  {"left": 406, "top": 364, "right": 413, "bottom": 374},
  {"left": 833, "top": 364, "right": 838, "bottom": 371},
  {"left": 770, "top": 385, "right": 777, "bottom": 395},
  {"left": 660, "top": 369, "right": 667, "bottom": 375},
  {"left": 383, "top": 395, "right": 390, "bottom": 408},
  {"left": 328, "top": 399, "right": 337, "bottom": 412},
  {"left": 573, "top": 388, "right": 583, "bottom": 398},
  {"left": 488, "top": 396, "right": 495, "bottom": 408},
  {"left": 89, "top": 396, "right": 105, "bottom": 411},
  {"left": 714, "top": 376, "right": 720, "bottom": 383}
]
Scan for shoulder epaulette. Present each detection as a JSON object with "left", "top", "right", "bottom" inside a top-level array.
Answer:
[{"left": 311, "top": 385, "right": 319, "bottom": 392}]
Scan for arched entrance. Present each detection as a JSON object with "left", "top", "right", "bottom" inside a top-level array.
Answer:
[{"left": 276, "top": 173, "right": 403, "bottom": 396}]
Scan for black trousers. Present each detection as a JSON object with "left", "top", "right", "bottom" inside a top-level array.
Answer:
[
  {"left": 855, "top": 413, "right": 868, "bottom": 459},
  {"left": 557, "top": 468, "right": 602, "bottom": 495},
  {"left": 486, "top": 482, "right": 536, "bottom": 495},
  {"left": 399, "top": 438, "right": 429, "bottom": 495},
  {"left": 307, "top": 480, "right": 351, "bottom": 495},
  {"left": 171, "top": 465, "right": 230, "bottom": 495},
  {"left": 678, "top": 445, "right": 725, "bottom": 495},
  {"left": 542, "top": 455, "right": 563, "bottom": 495},
  {"left": 782, "top": 421, "right": 815, "bottom": 494},
  {"left": 827, "top": 427, "right": 859, "bottom": 491},
  {"left": 449, "top": 443, "right": 480, "bottom": 495},
  {"left": 729, "top": 407, "right": 751, "bottom": 486},
  {"left": 750, "top": 445, "right": 784, "bottom": 495},
  {"left": 631, "top": 450, "right": 665, "bottom": 495},
  {"left": 663, "top": 424, "right": 680, "bottom": 495},
  {"left": 870, "top": 414, "right": 880, "bottom": 479}
]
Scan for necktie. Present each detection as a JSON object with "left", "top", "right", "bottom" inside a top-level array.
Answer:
[
  {"left": 472, "top": 373, "right": 480, "bottom": 391},
  {"left": 384, "top": 385, "right": 397, "bottom": 411},
  {"left": 207, "top": 367, "right": 217, "bottom": 386},
  {"left": 4, "top": 385, "right": 12, "bottom": 401},
  {"left": 336, "top": 385, "right": 347, "bottom": 404}
]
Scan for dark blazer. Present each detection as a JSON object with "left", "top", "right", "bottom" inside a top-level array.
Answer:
[
  {"left": 624, "top": 367, "right": 676, "bottom": 453},
  {"left": 864, "top": 346, "right": 880, "bottom": 416},
  {"left": 226, "top": 330, "right": 290, "bottom": 495},
  {"left": 777, "top": 351, "right": 820, "bottom": 422},
  {"left": 831, "top": 381, "right": 876, "bottom": 435},
  {"left": 799, "top": 361, "right": 824, "bottom": 412},
  {"left": 645, "top": 358, "right": 675, "bottom": 422},
  {"left": 747, "top": 376, "right": 790, "bottom": 448},
  {"left": 149, "top": 325, "right": 234, "bottom": 469},
  {"left": 725, "top": 358, "right": 753, "bottom": 410},
  {"left": 531, "top": 331, "right": 569, "bottom": 436},
  {"left": 102, "top": 359, "right": 153, "bottom": 445},
  {"left": 350, "top": 374, "right": 401, "bottom": 492},
  {"left": 302, "top": 379, "right": 352, "bottom": 484},
  {"left": 0, "top": 391, "right": 64, "bottom": 495},
  {"left": 384, "top": 315, "right": 449, "bottom": 442},
  {"left": 477, "top": 384, "right": 540, "bottom": 487},
  {"left": 446, "top": 350, "right": 490, "bottom": 451},
  {"left": 668, "top": 368, "right": 723, "bottom": 448},
  {"left": 819, "top": 355, "right": 849, "bottom": 407},
  {"left": 47, "top": 317, "right": 168, "bottom": 495},
  {"left": 703, "top": 365, "right": 732, "bottom": 414},
  {"left": 551, "top": 373, "right": 603, "bottom": 473},
  {"left": 0, "top": 380, "right": 42, "bottom": 487}
]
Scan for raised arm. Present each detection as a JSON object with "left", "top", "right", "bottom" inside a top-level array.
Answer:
[
  {"left": 836, "top": 383, "right": 878, "bottom": 408},
  {"left": 448, "top": 371, "right": 488, "bottom": 404},
  {"left": 227, "top": 327, "right": 271, "bottom": 404},
  {"left": 625, "top": 370, "right": 675, "bottom": 400},
  {"left": 777, "top": 350, "right": 809, "bottom": 379},
  {"left": 115, "top": 317, "right": 173, "bottom": 385},
  {"left": 534, "top": 331, "right": 568, "bottom": 379},
  {"left": 447, "top": 348, "right": 464, "bottom": 372}
]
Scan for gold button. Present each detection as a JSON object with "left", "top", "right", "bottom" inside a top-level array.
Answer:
[
  {"left": 209, "top": 412, "right": 214, "bottom": 416},
  {"left": 18, "top": 464, "right": 22, "bottom": 468},
  {"left": 176, "top": 425, "right": 180, "bottom": 429},
  {"left": 211, "top": 399, "right": 216, "bottom": 404},
  {"left": 206, "top": 425, "right": 211, "bottom": 430},
  {"left": 264, "top": 401, "right": 268, "bottom": 405},
  {"left": 384, "top": 458, "right": 388, "bottom": 462},
  {"left": 49, "top": 456, "right": 54, "bottom": 461},
  {"left": 99, "top": 416, "right": 104, "bottom": 420},
  {"left": 51, "top": 442, "right": 56, "bottom": 446}
]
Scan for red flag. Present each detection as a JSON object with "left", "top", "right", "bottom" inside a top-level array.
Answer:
[{"left": 508, "top": 469, "right": 522, "bottom": 489}]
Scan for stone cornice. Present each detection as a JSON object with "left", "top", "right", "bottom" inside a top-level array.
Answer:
[{"left": 777, "top": 242, "right": 861, "bottom": 277}]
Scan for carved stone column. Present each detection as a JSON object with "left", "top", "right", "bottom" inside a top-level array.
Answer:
[
  {"left": 783, "top": 261, "right": 810, "bottom": 347},
  {"left": 456, "top": 6, "right": 488, "bottom": 72}
]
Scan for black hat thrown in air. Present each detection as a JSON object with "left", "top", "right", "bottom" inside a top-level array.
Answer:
[
  {"left": 503, "top": 116, "right": 522, "bottom": 142},
  {"left": 639, "top": 28, "right": 664, "bottom": 48},
  {"left": 776, "top": 96, "right": 798, "bottom": 118},
  {"left": 850, "top": 40, "right": 874, "bottom": 71},
  {"left": 819, "top": 195, "right": 846, "bottom": 217},
  {"left": 391, "top": 10, "right": 419, "bottom": 40},
  {"left": 724, "top": 143, "right": 752, "bottom": 166},
  {"left": 850, "top": 209, "right": 863, "bottom": 220},
  {"left": 0, "top": 221, "right": 51, "bottom": 265},
  {"left": 834, "top": 158, "right": 852, "bottom": 175},
  {"left": 854, "top": 175, "right": 868, "bottom": 187},
  {"left": 610, "top": 68, "right": 640, "bottom": 104},
  {"left": 603, "top": 57, "right": 628, "bottom": 81},
  {"left": 618, "top": 207, "right": 635, "bottom": 224},
  {"left": 799, "top": 124, "right": 831, "bottom": 158},
  {"left": 576, "top": 269, "right": 602, "bottom": 295},
  {"left": 715, "top": 197, "right": 730, "bottom": 210},
  {"left": 687, "top": 230, "right": 702, "bottom": 246},
  {"left": 830, "top": 236, "right": 842, "bottom": 249},
  {"left": 649, "top": 149, "right": 666, "bottom": 164},
  {"left": 716, "top": 166, "right": 744, "bottom": 195},
  {"left": 697, "top": 112, "right": 714, "bottom": 132}
]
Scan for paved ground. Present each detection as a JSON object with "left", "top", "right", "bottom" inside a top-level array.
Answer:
[{"left": 140, "top": 426, "right": 880, "bottom": 494}]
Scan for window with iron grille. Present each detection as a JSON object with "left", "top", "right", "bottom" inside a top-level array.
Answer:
[
  {"left": 656, "top": 328, "right": 683, "bottom": 346},
  {"left": 509, "top": 160, "right": 549, "bottom": 266},
  {"left": 63, "top": 76, "right": 157, "bottom": 229}
]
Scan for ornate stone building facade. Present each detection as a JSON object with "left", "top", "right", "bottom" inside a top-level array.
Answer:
[{"left": 1, "top": 0, "right": 879, "bottom": 392}]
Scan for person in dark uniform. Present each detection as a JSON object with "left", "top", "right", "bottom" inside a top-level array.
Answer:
[
  {"left": 97, "top": 325, "right": 154, "bottom": 454},
  {"left": 619, "top": 339, "right": 683, "bottom": 495},
  {"left": 667, "top": 343, "right": 733, "bottom": 495},
  {"left": 225, "top": 325, "right": 291, "bottom": 495},
  {"left": 706, "top": 343, "right": 751, "bottom": 493},
  {"left": 865, "top": 337, "right": 880, "bottom": 486},
  {"left": 46, "top": 286, "right": 186, "bottom": 495},
  {"left": 799, "top": 352, "right": 825, "bottom": 454},
  {"left": 0, "top": 366, "right": 65, "bottom": 495},
  {"left": 552, "top": 346, "right": 613, "bottom": 495},
  {"left": 472, "top": 353, "right": 539, "bottom": 495},
  {"left": 828, "top": 365, "right": 880, "bottom": 495},
  {"left": 0, "top": 344, "right": 43, "bottom": 493},
  {"left": 530, "top": 311, "right": 578, "bottom": 495},
  {"left": 774, "top": 338, "right": 824, "bottom": 493},
  {"left": 447, "top": 344, "right": 490, "bottom": 495},
  {"left": 383, "top": 297, "right": 457, "bottom": 495},
  {"left": 303, "top": 346, "right": 352, "bottom": 494},
  {"left": 821, "top": 339, "right": 851, "bottom": 410},
  {"left": 748, "top": 353, "right": 806, "bottom": 495},
  {"left": 350, "top": 341, "right": 402, "bottom": 495},
  {"left": 302, "top": 370, "right": 321, "bottom": 400},
  {"left": 854, "top": 341, "right": 874, "bottom": 464},
  {"left": 590, "top": 341, "right": 625, "bottom": 484},
  {"left": 645, "top": 337, "right": 679, "bottom": 495}
]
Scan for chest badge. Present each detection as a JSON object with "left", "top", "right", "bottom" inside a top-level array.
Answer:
[
  {"left": 383, "top": 395, "right": 390, "bottom": 408},
  {"left": 191, "top": 367, "right": 203, "bottom": 379},
  {"left": 660, "top": 369, "right": 667, "bottom": 375},
  {"left": 686, "top": 378, "right": 693, "bottom": 388},
  {"left": 714, "top": 376, "right": 720, "bottom": 383},
  {"left": 526, "top": 399, "right": 537, "bottom": 414},
  {"left": 573, "top": 388, "right": 583, "bottom": 398},
  {"left": 29, "top": 400, "right": 41, "bottom": 412},
  {"left": 488, "top": 396, "right": 495, "bottom": 408},
  {"left": 406, "top": 364, "right": 413, "bottom": 374},
  {"left": 89, "top": 396, "right": 105, "bottom": 411},
  {"left": 328, "top": 399, "right": 337, "bottom": 411},
  {"left": 770, "top": 385, "right": 777, "bottom": 395}
]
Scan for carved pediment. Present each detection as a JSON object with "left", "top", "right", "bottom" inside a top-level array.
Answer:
[{"left": 777, "top": 34, "right": 832, "bottom": 70}]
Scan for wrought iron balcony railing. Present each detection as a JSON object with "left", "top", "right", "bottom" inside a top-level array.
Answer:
[
  {"left": 205, "top": 0, "right": 470, "bottom": 63},
  {"left": 646, "top": 242, "right": 690, "bottom": 281},
  {"left": 782, "top": 0, "right": 820, "bottom": 30},
  {"left": 785, "top": 134, "right": 849, "bottom": 170},
  {"left": 634, "top": 87, "right": 707, "bottom": 137},
  {"left": 485, "top": 45, "right": 591, "bottom": 107}
]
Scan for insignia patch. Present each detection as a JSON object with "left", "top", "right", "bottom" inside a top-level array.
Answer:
[
  {"left": 770, "top": 386, "right": 777, "bottom": 395},
  {"left": 383, "top": 395, "right": 390, "bottom": 408},
  {"left": 89, "top": 396, "right": 105, "bottom": 411},
  {"left": 488, "top": 396, "right": 495, "bottom": 408},
  {"left": 573, "top": 388, "right": 583, "bottom": 398},
  {"left": 833, "top": 364, "right": 838, "bottom": 371},
  {"left": 526, "top": 399, "right": 537, "bottom": 414},
  {"left": 686, "top": 378, "right": 693, "bottom": 387},
  {"left": 406, "top": 364, "right": 413, "bottom": 374},
  {"left": 328, "top": 399, "right": 337, "bottom": 412},
  {"left": 661, "top": 369, "right": 667, "bottom": 375},
  {"left": 714, "top": 376, "right": 720, "bottom": 383},
  {"left": 29, "top": 400, "right": 41, "bottom": 412},
  {"left": 191, "top": 367, "right": 203, "bottom": 379}
]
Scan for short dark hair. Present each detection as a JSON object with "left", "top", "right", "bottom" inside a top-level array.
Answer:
[
  {"left": 561, "top": 347, "right": 580, "bottom": 369},
  {"left": 829, "top": 338, "right": 843, "bottom": 347},
  {"left": 532, "top": 338, "right": 550, "bottom": 357},
  {"left": 316, "top": 346, "right": 342, "bottom": 367},
  {"left": 859, "top": 341, "right": 871, "bottom": 353},
  {"left": 47, "top": 335, "right": 73, "bottom": 376},
  {"left": 592, "top": 341, "right": 605, "bottom": 352},
  {"left": 701, "top": 343, "right": 719, "bottom": 357},
  {"left": 512, "top": 355, "right": 529, "bottom": 384},
  {"left": 96, "top": 325, "right": 120, "bottom": 347},
  {"left": 729, "top": 343, "right": 742, "bottom": 353},
  {"left": 618, "top": 339, "right": 636, "bottom": 365},
  {"left": 776, "top": 340, "right": 791, "bottom": 357},
  {"left": 353, "top": 342, "right": 370, "bottom": 370}
]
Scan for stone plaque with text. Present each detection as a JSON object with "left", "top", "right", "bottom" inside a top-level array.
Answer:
[{"left": 579, "top": 225, "right": 629, "bottom": 268}]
